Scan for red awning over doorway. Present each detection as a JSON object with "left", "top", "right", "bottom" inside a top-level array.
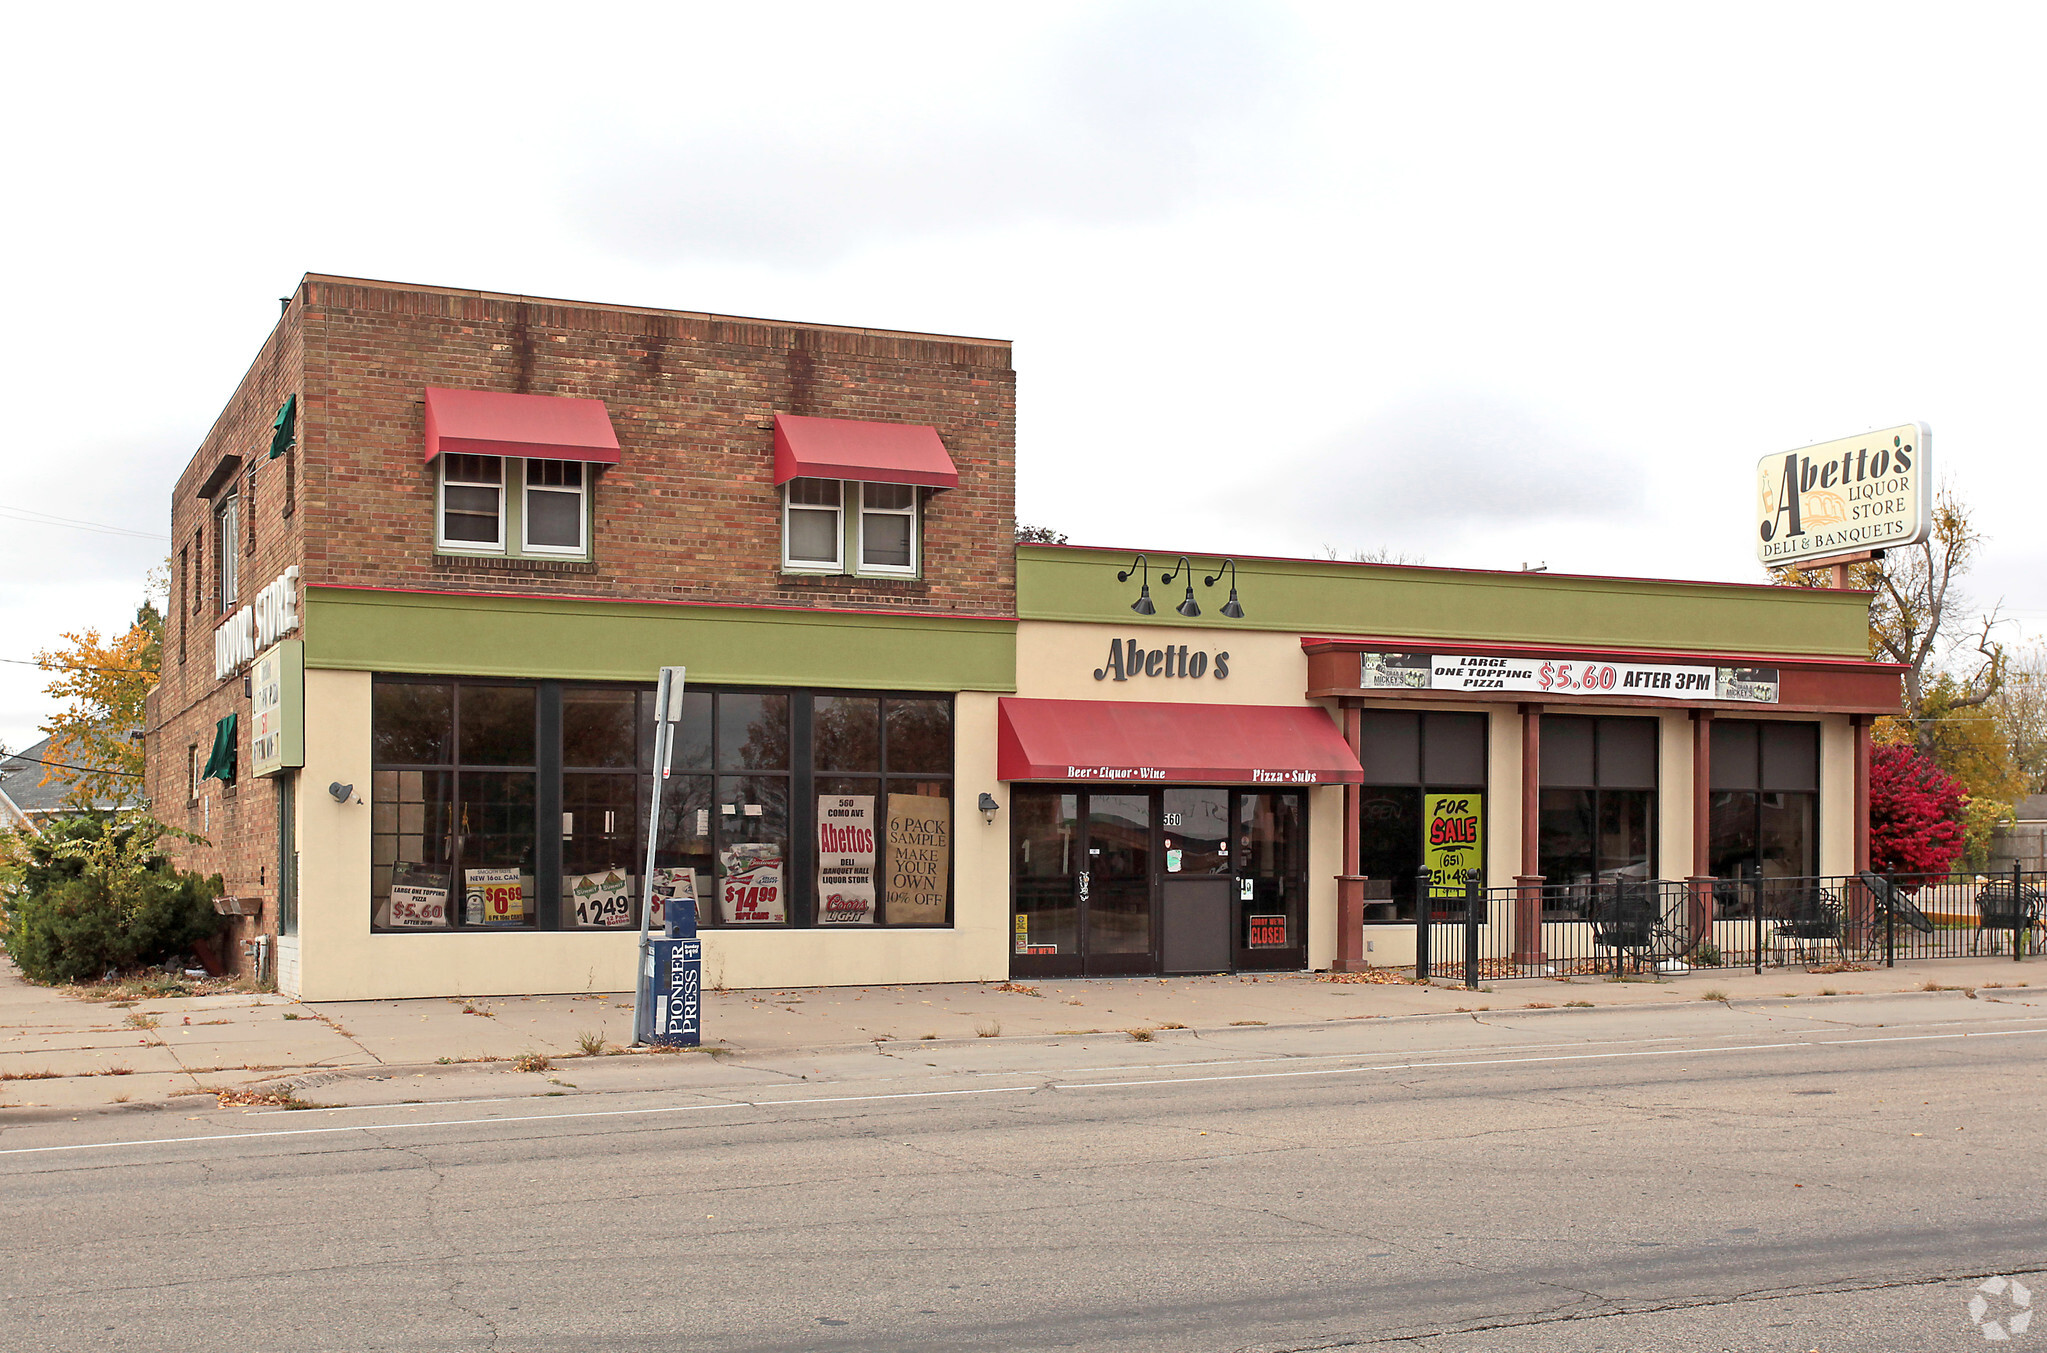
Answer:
[
  {"left": 423, "top": 387, "right": 622, "bottom": 465},
  {"left": 996, "top": 698, "right": 1363, "bottom": 786},
  {"left": 772, "top": 413, "right": 960, "bottom": 488}
]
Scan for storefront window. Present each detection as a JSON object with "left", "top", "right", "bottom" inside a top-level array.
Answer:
[
  {"left": 1709, "top": 720, "right": 1819, "bottom": 918},
  {"left": 1354, "top": 710, "right": 1488, "bottom": 920},
  {"left": 372, "top": 681, "right": 953, "bottom": 934},
  {"left": 1539, "top": 715, "right": 1657, "bottom": 918}
]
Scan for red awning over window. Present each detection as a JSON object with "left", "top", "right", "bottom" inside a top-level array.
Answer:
[
  {"left": 772, "top": 413, "right": 959, "bottom": 489},
  {"left": 423, "top": 387, "right": 621, "bottom": 465},
  {"left": 997, "top": 698, "right": 1363, "bottom": 785}
]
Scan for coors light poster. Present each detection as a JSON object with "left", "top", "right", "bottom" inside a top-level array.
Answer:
[{"left": 816, "top": 795, "right": 877, "bottom": 924}]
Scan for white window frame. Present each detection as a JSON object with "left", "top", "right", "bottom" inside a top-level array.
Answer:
[
  {"left": 782, "top": 478, "right": 844, "bottom": 572},
  {"left": 437, "top": 453, "right": 506, "bottom": 553},
  {"left": 521, "top": 458, "right": 588, "bottom": 556},
  {"left": 215, "top": 492, "right": 241, "bottom": 613},
  {"left": 856, "top": 481, "right": 919, "bottom": 576}
]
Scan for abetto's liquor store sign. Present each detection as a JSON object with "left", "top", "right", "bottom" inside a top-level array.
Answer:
[
  {"left": 1756, "top": 423, "right": 1932, "bottom": 567},
  {"left": 1361, "top": 652, "right": 1779, "bottom": 704}
]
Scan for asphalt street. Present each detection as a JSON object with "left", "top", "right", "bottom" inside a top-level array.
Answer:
[{"left": 2, "top": 994, "right": 2043, "bottom": 1352}]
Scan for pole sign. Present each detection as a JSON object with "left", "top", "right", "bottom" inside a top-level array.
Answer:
[
  {"left": 1755, "top": 423, "right": 1931, "bottom": 567},
  {"left": 633, "top": 666, "right": 702, "bottom": 1048}
]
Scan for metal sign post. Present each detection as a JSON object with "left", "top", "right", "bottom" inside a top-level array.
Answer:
[{"left": 633, "top": 666, "right": 701, "bottom": 1047}]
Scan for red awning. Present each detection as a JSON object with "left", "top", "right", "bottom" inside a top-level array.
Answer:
[
  {"left": 423, "top": 387, "right": 621, "bottom": 465},
  {"left": 997, "top": 698, "right": 1363, "bottom": 785},
  {"left": 772, "top": 413, "right": 959, "bottom": 489}
]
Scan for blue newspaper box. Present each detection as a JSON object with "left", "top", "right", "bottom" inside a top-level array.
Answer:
[{"left": 638, "top": 938, "right": 701, "bottom": 1047}]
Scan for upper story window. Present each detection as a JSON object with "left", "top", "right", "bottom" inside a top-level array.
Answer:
[
  {"left": 523, "top": 459, "right": 586, "bottom": 554},
  {"left": 783, "top": 479, "right": 922, "bottom": 576},
  {"left": 784, "top": 478, "right": 843, "bottom": 571},
  {"left": 439, "top": 454, "right": 504, "bottom": 550},
  {"left": 859, "top": 483, "right": 918, "bottom": 574},
  {"left": 215, "top": 492, "right": 241, "bottom": 613}
]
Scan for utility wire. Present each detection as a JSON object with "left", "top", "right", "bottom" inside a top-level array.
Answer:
[
  {"left": 0, "top": 750, "right": 146, "bottom": 781},
  {"left": 0, "top": 504, "right": 168, "bottom": 541}
]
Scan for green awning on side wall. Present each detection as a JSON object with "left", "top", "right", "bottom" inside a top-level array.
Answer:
[
  {"left": 268, "top": 394, "right": 297, "bottom": 460},
  {"left": 201, "top": 713, "right": 237, "bottom": 783}
]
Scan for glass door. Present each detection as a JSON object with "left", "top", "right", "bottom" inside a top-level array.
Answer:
[
  {"left": 1012, "top": 791, "right": 1082, "bottom": 975},
  {"left": 1085, "top": 793, "right": 1156, "bottom": 975},
  {"left": 1234, "top": 791, "right": 1307, "bottom": 970}
]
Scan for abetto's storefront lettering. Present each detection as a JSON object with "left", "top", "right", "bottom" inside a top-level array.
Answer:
[
  {"left": 1361, "top": 652, "right": 1780, "bottom": 704},
  {"left": 1094, "top": 637, "right": 1229, "bottom": 682}
]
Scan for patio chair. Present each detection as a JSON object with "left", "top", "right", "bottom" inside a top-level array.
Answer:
[
  {"left": 1771, "top": 888, "right": 1843, "bottom": 965},
  {"left": 1972, "top": 880, "right": 2042, "bottom": 956},
  {"left": 1590, "top": 885, "right": 1658, "bottom": 972}
]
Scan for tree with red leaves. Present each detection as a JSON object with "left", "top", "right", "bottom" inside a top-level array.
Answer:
[{"left": 1869, "top": 741, "right": 1968, "bottom": 878}]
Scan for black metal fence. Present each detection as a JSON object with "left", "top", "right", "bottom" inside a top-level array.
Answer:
[{"left": 1412, "top": 865, "right": 2047, "bottom": 989}]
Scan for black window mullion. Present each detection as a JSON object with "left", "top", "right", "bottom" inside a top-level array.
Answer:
[
  {"left": 536, "top": 683, "right": 563, "bottom": 930},
  {"left": 792, "top": 693, "right": 814, "bottom": 927}
]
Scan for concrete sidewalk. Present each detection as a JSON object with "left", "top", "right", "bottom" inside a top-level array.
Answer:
[{"left": 4, "top": 952, "right": 2043, "bottom": 1115}]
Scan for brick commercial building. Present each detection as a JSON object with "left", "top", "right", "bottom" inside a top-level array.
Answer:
[{"left": 146, "top": 274, "right": 1902, "bottom": 999}]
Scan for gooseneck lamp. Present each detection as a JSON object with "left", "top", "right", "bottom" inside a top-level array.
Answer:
[
  {"left": 1204, "top": 558, "right": 1246, "bottom": 618},
  {"left": 1117, "top": 554, "right": 1156, "bottom": 615},
  {"left": 1161, "top": 556, "right": 1201, "bottom": 618}
]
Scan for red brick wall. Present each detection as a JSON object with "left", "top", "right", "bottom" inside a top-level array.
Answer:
[
  {"left": 299, "top": 277, "right": 1017, "bottom": 616},
  {"left": 146, "top": 299, "right": 309, "bottom": 978}
]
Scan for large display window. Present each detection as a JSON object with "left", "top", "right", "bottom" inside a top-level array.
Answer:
[
  {"left": 1537, "top": 715, "right": 1657, "bottom": 918},
  {"left": 370, "top": 677, "right": 953, "bottom": 933},
  {"left": 1353, "top": 710, "right": 1488, "bottom": 921},
  {"left": 1709, "top": 720, "right": 1819, "bottom": 918}
]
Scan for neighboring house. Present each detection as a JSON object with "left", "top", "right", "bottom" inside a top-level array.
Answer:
[
  {"left": 1989, "top": 795, "right": 2047, "bottom": 872},
  {"left": 0, "top": 737, "right": 143, "bottom": 831}
]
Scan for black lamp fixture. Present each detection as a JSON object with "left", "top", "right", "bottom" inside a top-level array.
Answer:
[
  {"left": 1161, "top": 556, "right": 1201, "bottom": 618},
  {"left": 1117, "top": 554, "right": 1156, "bottom": 615},
  {"left": 1204, "top": 558, "right": 1246, "bottom": 618}
]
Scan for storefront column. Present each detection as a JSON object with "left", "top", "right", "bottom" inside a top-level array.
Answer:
[
  {"left": 1852, "top": 714, "right": 1873, "bottom": 873},
  {"left": 1512, "top": 703, "right": 1544, "bottom": 965},
  {"left": 1335, "top": 703, "right": 1369, "bottom": 972},
  {"left": 1688, "top": 711, "right": 1715, "bottom": 943}
]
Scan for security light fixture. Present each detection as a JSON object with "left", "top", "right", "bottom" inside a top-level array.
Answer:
[
  {"left": 978, "top": 792, "right": 1000, "bottom": 824},
  {"left": 1116, "top": 554, "right": 1156, "bottom": 615},
  {"left": 1161, "top": 557, "right": 1200, "bottom": 618},
  {"left": 1204, "top": 558, "right": 1246, "bottom": 618},
  {"left": 328, "top": 781, "right": 356, "bottom": 804}
]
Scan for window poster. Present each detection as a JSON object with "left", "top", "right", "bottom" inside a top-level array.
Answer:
[
  {"left": 568, "top": 868, "right": 634, "bottom": 928},
  {"left": 651, "top": 866, "right": 700, "bottom": 935},
  {"left": 816, "top": 795, "right": 877, "bottom": 925},
  {"left": 885, "top": 794, "right": 950, "bottom": 925},
  {"left": 389, "top": 864, "right": 450, "bottom": 928},
  {"left": 718, "top": 843, "right": 786, "bottom": 924},
  {"left": 1424, "top": 793, "right": 1483, "bottom": 890},
  {"left": 465, "top": 867, "right": 525, "bottom": 925}
]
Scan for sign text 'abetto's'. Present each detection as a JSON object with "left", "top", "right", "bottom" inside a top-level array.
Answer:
[{"left": 1755, "top": 423, "right": 1932, "bottom": 567}]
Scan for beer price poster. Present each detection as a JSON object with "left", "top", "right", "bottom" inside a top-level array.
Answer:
[{"left": 816, "top": 795, "right": 877, "bottom": 925}]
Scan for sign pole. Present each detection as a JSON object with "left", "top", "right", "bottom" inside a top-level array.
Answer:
[{"left": 633, "top": 666, "right": 699, "bottom": 1046}]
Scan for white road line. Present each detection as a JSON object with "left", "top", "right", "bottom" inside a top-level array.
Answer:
[
  {"left": 7, "top": 1025, "right": 2045, "bottom": 1160},
  {"left": 1052, "top": 1025, "right": 2047, "bottom": 1090},
  {"left": 0, "top": 1085, "right": 1040, "bottom": 1159}
]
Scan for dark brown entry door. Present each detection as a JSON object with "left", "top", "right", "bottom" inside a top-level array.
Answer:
[{"left": 1010, "top": 788, "right": 1156, "bottom": 976}]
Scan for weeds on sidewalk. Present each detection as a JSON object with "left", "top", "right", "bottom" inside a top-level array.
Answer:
[
  {"left": 1318, "top": 971, "right": 1428, "bottom": 985},
  {"left": 1125, "top": 1028, "right": 1155, "bottom": 1041},
  {"left": 576, "top": 1030, "right": 608, "bottom": 1057},
  {"left": 975, "top": 1021, "right": 1001, "bottom": 1038},
  {"left": 994, "top": 983, "right": 1042, "bottom": 997},
  {"left": 123, "top": 1011, "right": 159, "bottom": 1030},
  {"left": 0, "top": 1069, "right": 58, "bottom": 1081},
  {"left": 1701, "top": 989, "right": 1730, "bottom": 1001},
  {"left": 217, "top": 1086, "right": 334, "bottom": 1111},
  {"left": 514, "top": 1053, "right": 551, "bottom": 1072},
  {"left": 58, "top": 971, "right": 253, "bottom": 1003}
]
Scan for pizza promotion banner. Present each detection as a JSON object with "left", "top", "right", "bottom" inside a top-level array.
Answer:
[
  {"left": 718, "top": 843, "right": 786, "bottom": 924},
  {"left": 1424, "top": 793, "right": 1483, "bottom": 891},
  {"left": 388, "top": 884, "right": 449, "bottom": 928},
  {"left": 816, "top": 795, "right": 877, "bottom": 925},
  {"left": 885, "top": 794, "right": 950, "bottom": 925}
]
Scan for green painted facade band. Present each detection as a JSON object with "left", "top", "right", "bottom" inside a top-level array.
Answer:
[
  {"left": 304, "top": 587, "right": 1017, "bottom": 691},
  {"left": 1016, "top": 546, "right": 1872, "bottom": 659}
]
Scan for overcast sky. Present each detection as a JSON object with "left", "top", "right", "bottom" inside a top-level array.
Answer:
[{"left": 4, "top": 2, "right": 2045, "bottom": 752}]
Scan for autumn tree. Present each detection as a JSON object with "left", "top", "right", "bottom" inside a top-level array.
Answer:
[
  {"left": 1774, "top": 489, "right": 2001, "bottom": 756},
  {"left": 1868, "top": 741, "right": 1967, "bottom": 877},
  {"left": 35, "top": 600, "right": 162, "bottom": 810},
  {"left": 1015, "top": 523, "right": 1069, "bottom": 544}
]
